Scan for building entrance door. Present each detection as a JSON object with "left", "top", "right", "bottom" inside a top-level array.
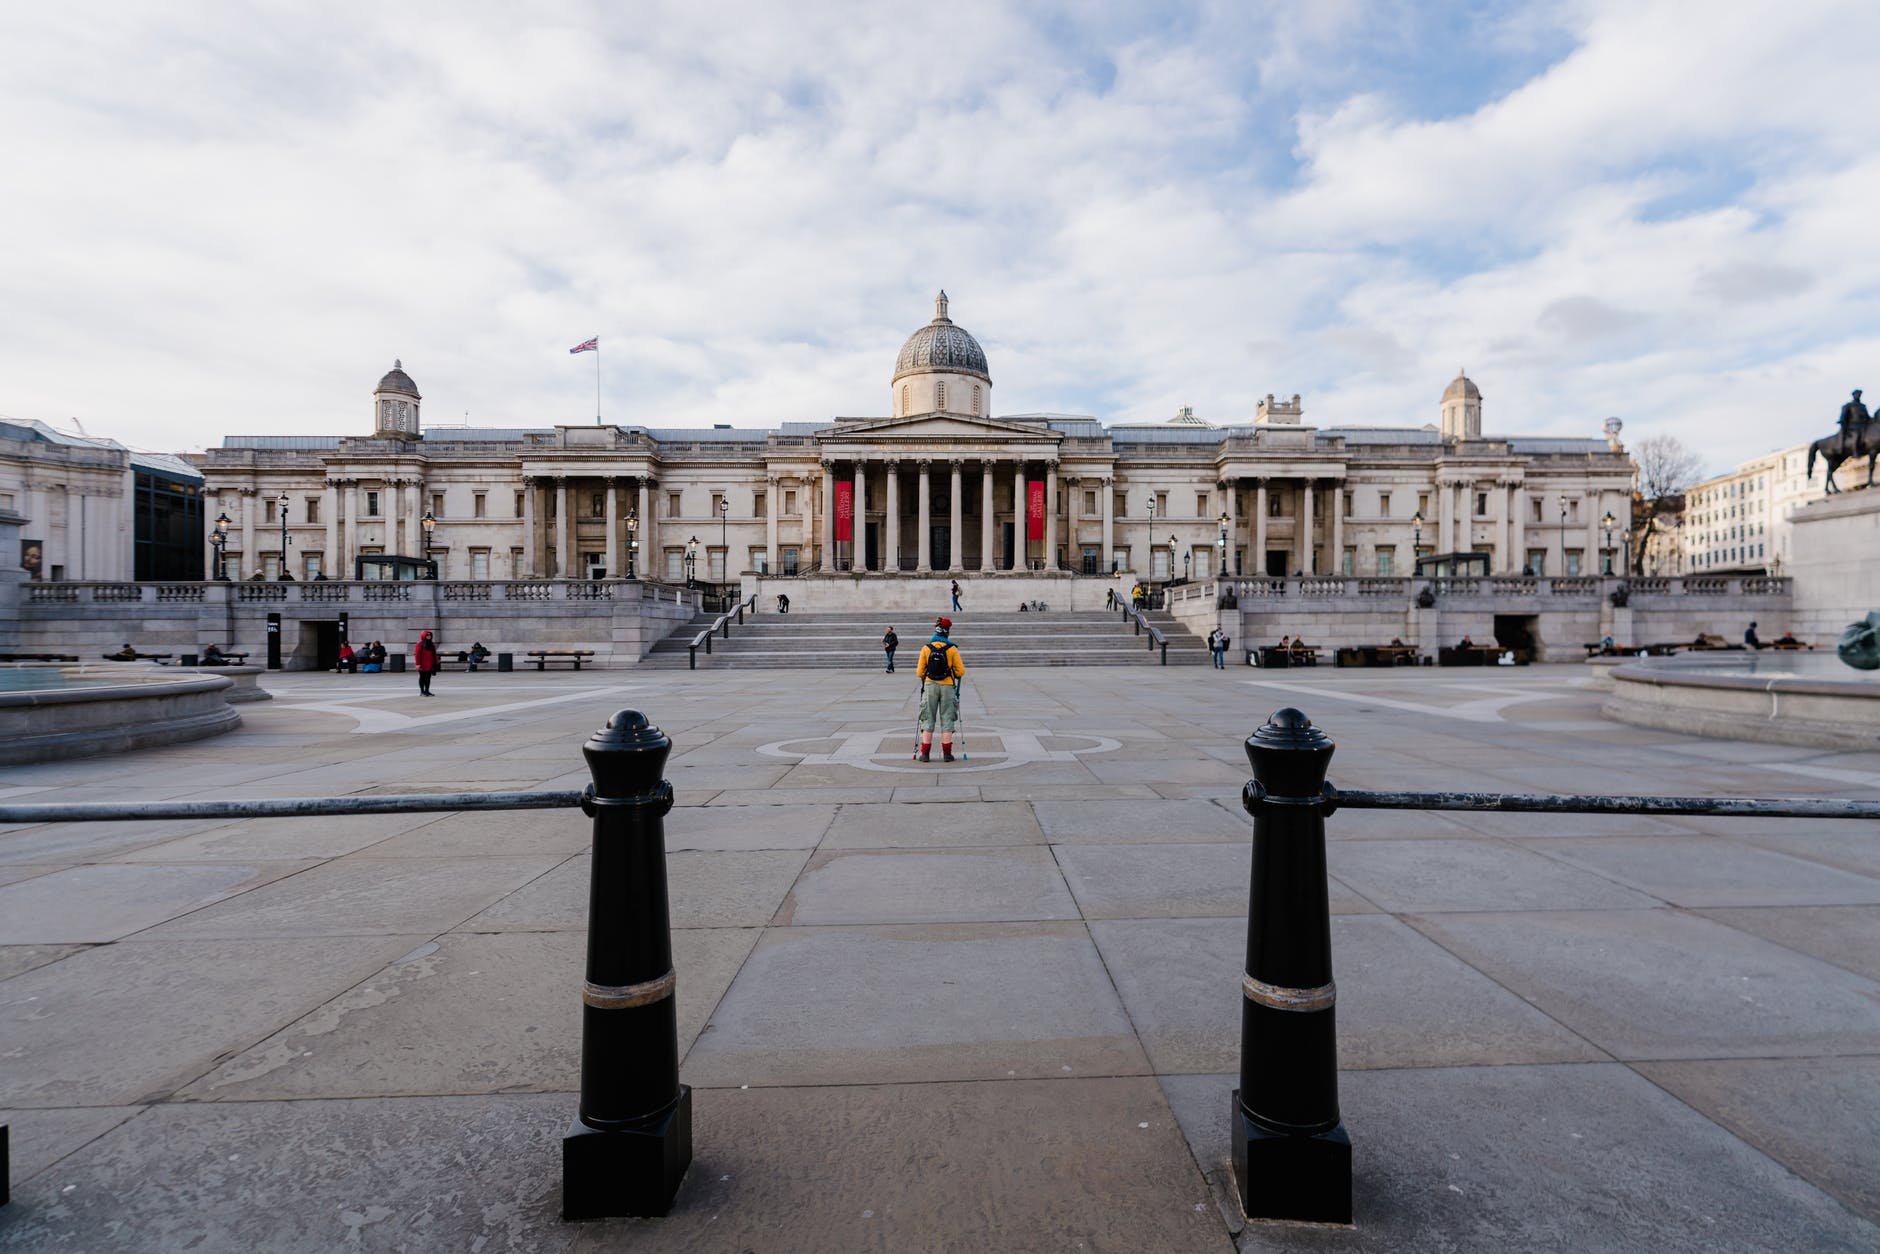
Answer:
[
  {"left": 306, "top": 621, "right": 341, "bottom": 671},
  {"left": 863, "top": 522, "right": 878, "bottom": 572},
  {"left": 1002, "top": 523, "right": 1015, "bottom": 569},
  {"left": 1266, "top": 550, "right": 1289, "bottom": 576},
  {"left": 930, "top": 527, "right": 950, "bottom": 571}
]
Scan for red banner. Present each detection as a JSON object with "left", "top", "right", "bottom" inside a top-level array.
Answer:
[
  {"left": 834, "top": 480, "right": 854, "bottom": 541},
  {"left": 1027, "top": 480, "right": 1045, "bottom": 541}
]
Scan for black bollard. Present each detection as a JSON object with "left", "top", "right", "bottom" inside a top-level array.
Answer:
[
  {"left": 563, "top": 708, "right": 692, "bottom": 1220},
  {"left": 1232, "top": 707, "right": 1351, "bottom": 1224}
]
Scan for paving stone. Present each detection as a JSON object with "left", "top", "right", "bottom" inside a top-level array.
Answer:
[
  {"left": 136, "top": 855, "right": 564, "bottom": 939},
  {"left": 0, "top": 818, "right": 239, "bottom": 865},
  {"left": 683, "top": 922, "right": 1146, "bottom": 1087},
  {"left": 0, "top": 866, "right": 55, "bottom": 889},
  {"left": 114, "top": 811, "right": 457, "bottom": 862},
  {"left": 462, "top": 850, "right": 808, "bottom": 931},
  {"left": 1090, "top": 916, "right": 1602, "bottom": 1075},
  {"left": 1034, "top": 797, "right": 1251, "bottom": 844},
  {"left": 1055, "top": 841, "right": 1376, "bottom": 918},
  {"left": 0, "top": 861, "right": 317, "bottom": 944},
  {"left": 1695, "top": 905, "right": 1880, "bottom": 982},
  {"left": 348, "top": 808, "right": 594, "bottom": 859},
  {"left": 0, "top": 936, "right": 428, "bottom": 1107},
  {"left": 1727, "top": 825, "right": 1880, "bottom": 879},
  {"left": 0, "top": 1105, "right": 142, "bottom": 1186},
  {"left": 1410, "top": 909, "right": 1880, "bottom": 1060},
  {"left": 663, "top": 803, "right": 835, "bottom": 850},
  {"left": 0, "top": 944, "right": 87, "bottom": 983},
  {"left": 1160, "top": 1065, "right": 1880, "bottom": 1252},
  {"left": 1326, "top": 839, "right": 1662, "bottom": 913},
  {"left": 567, "top": 1079, "right": 1222, "bottom": 1254},
  {"left": 1524, "top": 836, "right": 1880, "bottom": 907},
  {"left": 777, "top": 846, "right": 1078, "bottom": 925},
  {"left": 821, "top": 799, "right": 1043, "bottom": 848},
  {"left": 0, "top": 1094, "right": 574, "bottom": 1253}
]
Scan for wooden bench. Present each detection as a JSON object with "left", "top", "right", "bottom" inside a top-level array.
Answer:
[
  {"left": 101, "top": 651, "right": 172, "bottom": 662},
  {"left": 1257, "top": 645, "right": 1319, "bottom": 668},
  {"left": 437, "top": 653, "right": 495, "bottom": 671},
  {"left": 0, "top": 653, "right": 78, "bottom": 662},
  {"left": 1770, "top": 639, "right": 1811, "bottom": 651},
  {"left": 196, "top": 652, "right": 249, "bottom": 666},
  {"left": 1338, "top": 644, "right": 1421, "bottom": 667},
  {"left": 526, "top": 649, "right": 595, "bottom": 671}
]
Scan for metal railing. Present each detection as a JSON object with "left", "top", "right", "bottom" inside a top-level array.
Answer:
[
  {"left": 687, "top": 594, "right": 759, "bottom": 669},
  {"left": 1114, "top": 601, "right": 1168, "bottom": 664}
]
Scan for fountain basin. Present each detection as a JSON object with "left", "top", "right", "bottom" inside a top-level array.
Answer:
[
  {"left": 0, "top": 669, "right": 243, "bottom": 765},
  {"left": 1603, "top": 653, "right": 1880, "bottom": 750}
]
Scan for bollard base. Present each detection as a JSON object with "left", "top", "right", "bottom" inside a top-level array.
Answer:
[
  {"left": 1230, "top": 1090, "right": 1351, "bottom": 1225},
  {"left": 562, "top": 1087, "right": 692, "bottom": 1221}
]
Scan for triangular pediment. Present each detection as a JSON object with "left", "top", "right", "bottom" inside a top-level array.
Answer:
[{"left": 824, "top": 412, "right": 1057, "bottom": 441}]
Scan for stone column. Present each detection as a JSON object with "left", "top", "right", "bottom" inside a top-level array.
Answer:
[
  {"left": 1012, "top": 463, "right": 1027, "bottom": 570},
  {"left": 409, "top": 480, "right": 425, "bottom": 557},
  {"left": 604, "top": 477, "right": 619, "bottom": 577},
  {"left": 1457, "top": 481, "right": 1471, "bottom": 555},
  {"left": 1586, "top": 496, "right": 1602, "bottom": 573},
  {"left": 520, "top": 476, "right": 537, "bottom": 577},
  {"left": 949, "top": 459, "right": 964, "bottom": 573},
  {"left": 240, "top": 487, "right": 256, "bottom": 575},
  {"left": 1044, "top": 462, "right": 1059, "bottom": 571},
  {"left": 556, "top": 478, "right": 571, "bottom": 577},
  {"left": 765, "top": 475, "right": 779, "bottom": 574},
  {"left": 980, "top": 462, "right": 996, "bottom": 571},
  {"left": 342, "top": 481, "right": 358, "bottom": 577},
  {"left": 389, "top": 477, "right": 406, "bottom": 555},
  {"left": 1224, "top": 478, "right": 1238, "bottom": 576},
  {"left": 1510, "top": 484, "right": 1527, "bottom": 574},
  {"left": 852, "top": 462, "right": 867, "bottom": 571},
  {"left": 821, "top": 463, "right": 835, "bottom": 570},
  {"left": 1436, "top": 477, "right": 1453, "bottom": 564},
  {"left": 1330, "top": 482, "right": 1344, "bottom": 575},
  {"left": 323, "top": 481, "right": 339, "bottom": 576},
  {"left": 1254, "top": 480, "right": 1268, "bottom": 575},
  {"left": 1101, "top": 475, "right": 1115, "bottom": 572},
  {"left": 916, "top": 460, "right": 932, "bottom": 572},
  {"left": 884, "top": 460, "right": 900, "bottom": 573},
  {"left": 1299, "top": 481, "right": 1315, "bottom": 574},
  {"left": 638, "top": 478, "right": 653, "bottom": 576}
]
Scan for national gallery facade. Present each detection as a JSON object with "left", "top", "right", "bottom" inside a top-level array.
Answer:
[{"left": 197, "top": 295, "right": 1637, "bottom": 585}]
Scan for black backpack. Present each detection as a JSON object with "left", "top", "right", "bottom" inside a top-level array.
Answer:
[{"left": 923, "top": 640, "right": 953, "bottom": 681}]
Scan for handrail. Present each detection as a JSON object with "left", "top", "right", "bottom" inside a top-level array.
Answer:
[
  {"left": 1118, "top": 604, "right": 1168, "bottom": 664},
  {"left": 687, "top": 594, "right": 759, "bottom": 669}
]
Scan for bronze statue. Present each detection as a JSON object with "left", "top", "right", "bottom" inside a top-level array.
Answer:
[
  {"left": 1809, "top": 389, "right": 1877, "bottom": 493},
  {"left": 1837, "top": 610, "right": 1880, "bottom": 670}
]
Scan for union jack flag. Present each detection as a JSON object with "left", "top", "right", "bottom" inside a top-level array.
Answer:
[{"left": 569, "top": 337, "right": 598, "bottom": 354}]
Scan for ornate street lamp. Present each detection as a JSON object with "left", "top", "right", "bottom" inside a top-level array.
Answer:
[
  {"left": 719, "top": 496, "right": 729, "bottom": 579},
  {"left": 626, "top": 513, "right": 638, "bottom": 579},
  {"left": 1218, "top": 510, "right": 1229, "bottom": 576},
  {"left": 1559, "top": 498, "right": 1569, "bottom": 576},
  {"left": 212, "top": 511, "right": 230, "bottom": 580},
  {"left": 276, "top": 491, "right": 291, "bottom": 579},
  {"left": 686, "top": 536, "right": 698, "bottom": 588},
  {"left": 421, "top": 510, "right": 436, "bottom": 577},
  {"left": 1602, "top": 510, "right": 1615, "bottom": 574},
  {"left": 1411, "top": 509, "right": 1423, "bottom": 571}
]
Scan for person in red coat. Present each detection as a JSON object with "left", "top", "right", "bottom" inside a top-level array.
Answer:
[{"left": 415, "top": 630, "right": 439, "bottom": 696}]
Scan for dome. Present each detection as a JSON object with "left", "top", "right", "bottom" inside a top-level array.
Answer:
[
  {"left": 375, "top": 359, "right": 420, "bottom": 399},
  {"left": 1443, "top": 370, "right": 1480, "bottom": 402},
  {"left": 893, "top": 292, "right": 990, "bottom": 383}
]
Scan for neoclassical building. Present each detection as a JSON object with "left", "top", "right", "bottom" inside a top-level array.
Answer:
[{"left": 197, "top": 295, "right": 1636, "bottom": 584}]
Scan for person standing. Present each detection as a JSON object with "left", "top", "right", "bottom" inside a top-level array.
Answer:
[
  {"left": 415, "top": 630, "right": 439, "bottom": 696},
  {"left": 1212, "top": 627, "right": 1230, "bottom": 669},
  {"left": 882, "top": 625, "right": 899, "bottom": 673},
  {"left": 1744, "top": 621, "right": 1762, "bottom": 650},
  {"left": 916, "top": 616, "right": 966, "bottom": 763},
  {"left": 950, "top": 579, "right": 962, "bottom": 612}
]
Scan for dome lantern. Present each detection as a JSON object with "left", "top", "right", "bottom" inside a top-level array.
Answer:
[
  {"left": 373, "top": 359, "right": 422, "bottom": 441},
  {"left": 891, "top": 292, "right": 991, "bottom": 417},
  {"left": 1440, "top": 369, "right": 1481, "bottom": 442}
]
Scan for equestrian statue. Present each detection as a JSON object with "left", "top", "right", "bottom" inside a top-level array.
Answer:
[{"left": 1808, "top": 389, "right": 1878, "bottom": 493}]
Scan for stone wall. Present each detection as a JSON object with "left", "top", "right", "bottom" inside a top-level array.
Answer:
[
  {"left": 1788, "top": 492, "right": 1880, "bottom": 642},
  {"left": 739, "top": 571, "right": 1128, "bottom": 613}
]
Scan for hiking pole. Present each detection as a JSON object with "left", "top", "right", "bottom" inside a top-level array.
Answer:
[
  {"left": 956, "top": 678, "right": 969, "bottom": 761},
  {"left": 912, "top": 679, "right": 925, "bottom": 760}
]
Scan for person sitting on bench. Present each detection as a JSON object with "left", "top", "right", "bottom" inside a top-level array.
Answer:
[
  {"left": 337, "top": 642, "right": 356, "bottom": 673},
  {"left": 457, "top": 642, "right": 491, "bottom": 671},
  {"left": 200, "top": 643, "right": 227, "bottom": 665},
  {"left": 109, "top": 643, "right": 138, "bottom": 660}
]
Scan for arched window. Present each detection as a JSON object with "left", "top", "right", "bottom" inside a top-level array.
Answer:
[
  {"left": 973, "top": 384, "right": 981, "bottom": 415},
  {"left": 936, "top": 381, "right": 946, "bottom": 409},
  {"left": 901, "top": 384, "right": 909, "bottom": 415}
]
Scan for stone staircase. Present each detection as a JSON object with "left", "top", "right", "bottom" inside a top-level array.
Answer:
[{"left": 643, "top": 609, "right": 1213, "bottom": 669}]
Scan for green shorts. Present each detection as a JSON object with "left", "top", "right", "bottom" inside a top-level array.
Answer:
[{"left": 919, "top": 681, "right": 960, "bottom": 732}]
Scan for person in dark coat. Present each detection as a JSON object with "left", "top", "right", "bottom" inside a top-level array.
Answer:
[
  {"left": 415, "top": 630, "right": 439, "bottom": 696},
  {"left": 882, "top": 626, "right": 899, "bottom": 673}
]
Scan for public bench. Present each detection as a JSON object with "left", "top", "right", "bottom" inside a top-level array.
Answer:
[
  {"left": 101, "top": 650, "right": 172, "bottom": 662},
  {"left": 437, "top": 653, "right": 496, "bottom": 672},
  {"left": 1770, "top": 638, "right": 1812, "bottom": 651},
  {"left": 1256, "top": 645, "right": 1318, "bottom": 668},
  {"left": 526, "top": 649, "right": 595, "bottom": 671},
  {"left": 0, "top": 653, "right": 78, "bottom": 662},
  {"left": 192, "top": 652, "right": 249, "bottom": 666},
  {"left": 1336, "top": 644, "right": 1422, "bottom": 667},
  {"left": 1439, "top": 645, "right": 1524, "bottom": 666}
]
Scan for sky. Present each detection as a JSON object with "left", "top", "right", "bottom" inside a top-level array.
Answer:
[{"left": 4, "top": 0, "right": 1878, "bottom": 476}]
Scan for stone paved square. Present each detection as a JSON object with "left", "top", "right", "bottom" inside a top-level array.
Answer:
[{"left": 2, "top": 664, "right": 1877, "bottom": 1251}]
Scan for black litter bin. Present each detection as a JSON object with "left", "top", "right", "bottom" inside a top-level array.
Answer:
[
  {"left": 389, "top": 652, "right": 407, "bottom": 673},
  {"left": 496, "top": 652, "right": 514, "bottom": 672},
  {"left": 180, "top": 653, "right": 199, "bottom": 666}
]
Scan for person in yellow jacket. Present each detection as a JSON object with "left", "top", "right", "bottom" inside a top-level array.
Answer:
[{"left": 916, "top": 616, "right": 966, "bottom": 763}]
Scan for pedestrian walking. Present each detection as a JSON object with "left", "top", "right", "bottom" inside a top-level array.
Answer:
[
  {"left": 415, "top": 630, "right": 439, "bottom": 696},
  {"left": 950, "top": 579, "right": 962, "bottom": 611},
  {"left": 883, "top": 626, "right": 899, "bottom": 672},
  {"left": 916, "top": 616, "right": 966, "bottom": 762}
]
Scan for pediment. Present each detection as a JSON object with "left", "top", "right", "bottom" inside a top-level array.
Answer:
[{"left": 824, "top": 413, "right": 1057, "bottom": 442}]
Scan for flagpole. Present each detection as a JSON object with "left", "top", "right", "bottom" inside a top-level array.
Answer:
[{"left": 595, "top": 342, "right": 601, "bottom": 426}]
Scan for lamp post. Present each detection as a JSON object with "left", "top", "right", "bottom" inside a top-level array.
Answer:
[
  {"left": 1559, "top": 498, "right": 1568, "bottom": 577},
  {"left": 421, "top": 510, "right": 436, "bottom": 577},
  {"left": 1219, "top": 510, "right": 1229, "bottom": 578},
  {"left": 1411, "top": 509, "right": 1423, "bottom": 575},
  {"left": 685, "top": 536, "right": 698, "bottom": 588},
  {"left": 718, "top": 496, "right": 729, "bottom": 582},
  {"left": 212, "top": 511, "right": 230, "bottom": 580},
  {"left": 626, "top": 513, "right": 638, "bottom": 580},
  {"left": 277, "top": 491, "right": 290, "bottom": 579},
  {"left": 1601, "top": 510, "right": 1615, "bottom": 574},
  {"left": 1168, "top": 532, "right": 1177, "bottom": 585}
]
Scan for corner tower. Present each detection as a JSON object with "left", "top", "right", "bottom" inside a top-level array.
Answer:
[
  {"left": 373, "top": 359, "right": 422, "bottom": 441},
  {"left": 1440, "top": 370, "right": 1481, "bottom": 442},
  {"left": 891, "top": 292, "right": 992, "bottom": 417}
]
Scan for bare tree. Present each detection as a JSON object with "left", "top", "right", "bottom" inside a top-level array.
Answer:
[{"left": 1630, "top": 434, "right": 1705, "bottom": 572}]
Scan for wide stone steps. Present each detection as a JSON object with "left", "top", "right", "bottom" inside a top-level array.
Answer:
[{"left": 643, "top": 611, "right": 1213, "bottom": 668}]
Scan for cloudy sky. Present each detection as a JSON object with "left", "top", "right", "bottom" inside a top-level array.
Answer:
[{"left": 4, "top": 1, "right": 1878, "bottom": 473}]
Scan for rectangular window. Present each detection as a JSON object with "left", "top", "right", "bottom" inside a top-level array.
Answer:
[
  {"left": 1568, "top": 500, "right": 1581, "bottom": 522},
  {"left": 710, "top": 492, "right": 725, "bottom": 517},
  {"left": 1112, "top": 546, "right": 1129, "bottom": 572},
  {"left": 1475, "top": 492, "right": 1489, "bottom": 516},
  {"left": 785, "top": 489, "right": 798, "bottom": 514},
  {"left": 1566, "top": 550, "right": 1583, "bottom": 576},
  {"left": 709, "top": 549, "right": 726, "bottom": 581},
  {"left": 1531, "top": 498, "right": 1543, "bottom": 522},
  {"left": 752, "top": 547, "right": 768, "bottom": 575},
  {"left": 1378, "top": 491, "right": 1391, "bottom": 518},
  {"left": 514, "top": 492, "right": 523, "bottom": 517},
  {"left": 474, "top": 493, "right": 486, "bottom": 519},
  {"left": 588, "top": 492, "right": 602, "bottom": 517},
  {"left": 1375, "top": 549, "right": 1393, "bottom": 577},
  {"left": 306, "top": 498, "right": 320, "bottom": 524},
  {"left": 1114, "top": 493, "right": 1127, "bottom": 518},
  {"left": 1155, "top": 492, "right": 1168, "bottom": 517},
  {"left": 668, "top": 492, "right": 682, "bottom": 516},
  {"left": 781, "top": 546, "right": 800, "bottom": 575},
  {"left": 1152, "top": 548, "right": 1169, "bottom": 579},
  {"left": 366, "top": 492, "right": 380, "bottom": 517},
  {"left": 1417, "top": 492, "right": 1430, "bottom": 517},
  {"left": 1267, "top": 492, "right": 1282, "bottom": 518},
  {"left": 1342, "top": 491, "right": 1353, "bottom": 517},
  {"left": 471, "top": 550, "right": 489, "bottom": 579},
  {"left": 264, "top": 499, "right": 277, "bottom": 523},
  {"left": 263, "top": 556, "right": 280, "bottom": 580},
  {"left": 1084, "top": 490, "right": 1096, "bottom": 516},
  {"left": 666, "top": 548, "right": 683, "bottom": 581},
  {"left": 1196, "top": 493, "right": 1209, "bottom": 517},
  {"left": 1341, "top": 547, "right": 1355, "bottom": 575},
  {"left": 754, "top": 491, "right": 767, "bottom": 517},
  {"left": 304, "top": 553, "right": 322, "bottom": 579},
  {"left": 432, "top": 493, "right": 445, "bottom": 516},
  {"left": 1526, "top": 548, "right": 1546, "bottom": 575}
]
